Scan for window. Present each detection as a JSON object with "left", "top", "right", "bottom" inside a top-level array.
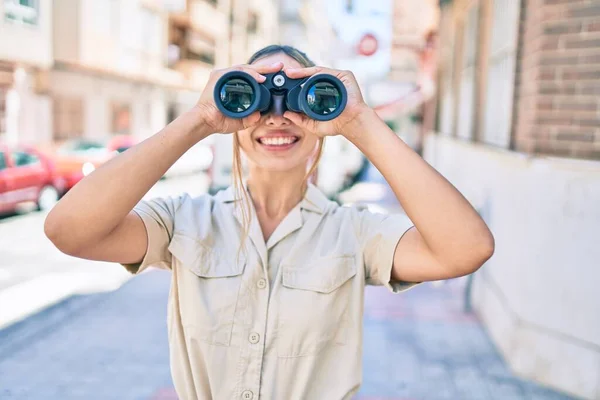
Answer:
[
  {"left": 167, "top": 105, "right": 178, "bottom": 124},
  {"left": 482, "top": 0, "right": 521, "bottom": 148},
  {"left": 111, "top": 102, "right": 131, "bottom": 135},
  {"left": 141, "top": 8, "right": 161, "bottom": 56},
  {"left": 346, "top": 0, "right": 353, "bottom": 13},
  {"left": 11, "top": 151, "right": 40, "bottom": 167},
  {"left": 247, "top": 12, "right": 258, "bottom": 34},
  {"left": 168, "top": 20, "right": 216, "bottom": 67},
  {"left": 456, "top": 5, "right": 479, "bottom": 141},
  {"left": 168, "top": 23, "right": 187, "bottom": 67},
  {"left": 4, "top": 0, "right": 39, "bottom": 26},
  {"left": 53, "top": 96, "right": 84, "bottom": 141},
  {"left": 436, "top": 8, "right": 454, "bottom": 136},
  {"left": 0, "top": 88, "right": 6, "bottom": 135},
  {"left": 188, "top": 31, "right": 216, "bottom": 65},
  {"left": 0, "top": 152, "right": 6, "bottom": 170}
]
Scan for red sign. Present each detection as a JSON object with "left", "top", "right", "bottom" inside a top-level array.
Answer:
[{"left": 357, "top": 33, "right": 378, "bottom": 57}]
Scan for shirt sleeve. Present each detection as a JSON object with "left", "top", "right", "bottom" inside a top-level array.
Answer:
[
  {"left": 357, "top": 208, "right": 419, "bottom": 293},
  {"left": 121, "top": 196, "right": 182, "bottom": 274}
]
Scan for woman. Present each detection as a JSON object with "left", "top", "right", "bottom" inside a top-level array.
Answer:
[{"left": 45, "top": 46, "right": 494, "bottom": 399}]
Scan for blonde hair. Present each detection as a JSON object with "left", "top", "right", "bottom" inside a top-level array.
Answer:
[{"left": 233, "top": 45, "right": 324, "bottom": 258}]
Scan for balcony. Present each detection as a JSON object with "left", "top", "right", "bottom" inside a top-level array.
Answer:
[
  {"left": 188, "top": 0, "right": 227, "bottom": 39},
  {"left": 172, "top": 59, "right": 212, "bottom": 88}
]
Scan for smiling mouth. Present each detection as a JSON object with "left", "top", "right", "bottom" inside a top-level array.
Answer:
[{"left": 256, "top": 136, "right": 300, "bottom": 147}]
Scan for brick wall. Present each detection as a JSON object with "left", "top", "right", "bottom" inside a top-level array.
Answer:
[{"left": 513, "top": 0, "right": 600, "bottom": 160}]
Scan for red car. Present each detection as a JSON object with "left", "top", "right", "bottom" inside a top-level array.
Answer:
[
  {"left": 51, "top": 136, "right": 136, "bottom": 190},
  {"left": 0, "top": 145, "right": 66, "bottom": 214}
]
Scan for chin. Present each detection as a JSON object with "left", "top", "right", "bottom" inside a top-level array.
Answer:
[{"left": 255, "top": 159, "right": 307, "bottom": 173}]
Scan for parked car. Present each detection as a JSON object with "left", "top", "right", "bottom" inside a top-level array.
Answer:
[
  {"left": 106, "top": 134, "right": 137, "bottom": 153},
  {"left": 207, "top": 135, "right": 233, "bottom": 194},
  {"left": 50, "top": 136, "right": 136, "bottom": 190},
  {"left": 0, "top": 144, "right": 66, "bottom": 214},
  {"left": 163, "top": 140, "right": 214, "bottom": 179}
]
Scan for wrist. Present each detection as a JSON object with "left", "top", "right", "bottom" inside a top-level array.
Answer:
[
  {"left": 341, "top": 104, "right": 380, "bottom": 142},
  {"left": 187, "top": 105, "right": 215, "bottom": 140}
]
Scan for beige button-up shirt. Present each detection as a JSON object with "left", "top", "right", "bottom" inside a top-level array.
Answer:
[{"left": 124, "top": 184, "right": 415, "bottom": 400}]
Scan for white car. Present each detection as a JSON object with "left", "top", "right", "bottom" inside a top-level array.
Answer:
[
  {"left": 164, "top": 141, "right": 214, "bottom": 179},
  {"left": 317, "top": 136, "right": 364, "bottom": 198},
  {"left": 208, "top": 134, "right": 234, "bottom": 194}
]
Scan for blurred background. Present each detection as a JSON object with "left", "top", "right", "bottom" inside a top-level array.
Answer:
[{"left": 0, "top": 0, "right": 598, "bottom": 399}]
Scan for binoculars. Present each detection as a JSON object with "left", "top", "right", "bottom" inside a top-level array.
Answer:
[{"left": 213, "top": 70, "right": 347, "bottom": 121}]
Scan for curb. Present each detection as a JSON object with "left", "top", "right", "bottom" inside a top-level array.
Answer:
[{"left": 0, "top": 265, "right": 132, "bottom": 331}]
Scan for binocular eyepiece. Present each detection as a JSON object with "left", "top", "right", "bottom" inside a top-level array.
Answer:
[{"left": 213, "top": 70, "right": 347, "bottom": 122}]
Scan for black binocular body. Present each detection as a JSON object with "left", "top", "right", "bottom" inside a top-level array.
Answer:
[{"left": 213, "top": 70, "right": 347, "bottom": 121}]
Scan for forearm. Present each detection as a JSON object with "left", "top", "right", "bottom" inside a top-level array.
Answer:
[
  {"left": 345, "top": 107, "right": 494, "bottom": 270},
  {"left": 45, "top": 107, "right": 211, "bottom": 250}
]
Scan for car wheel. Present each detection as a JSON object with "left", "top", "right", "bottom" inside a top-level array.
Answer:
[{"left": 37, "top": 185, "right": 59, "bottom": 211}]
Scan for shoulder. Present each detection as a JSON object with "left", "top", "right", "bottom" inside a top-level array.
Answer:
[
  {"left": 134, "top": 190, "right": 224, "bottom": 228},
  {"left": 316, "top": 203, "right": 370, "bottom": 240},
  {"left": 171, "top": 189, "right": 232, "bottom": 219}
]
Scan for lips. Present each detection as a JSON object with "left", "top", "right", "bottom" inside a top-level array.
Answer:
[
  {"left": 255, "top": 132, "right": 300, "bottom": 148},
  {"left": 257, "top": 136, "right": 299, "bottom": 146}
]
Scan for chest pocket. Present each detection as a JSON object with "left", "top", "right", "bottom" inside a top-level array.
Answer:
[
  {"left": 277, "top": 254, "right": 357, "bottom": 358},
  {"left": 168, "top": 233, "right": 246, "bottom": 346}
]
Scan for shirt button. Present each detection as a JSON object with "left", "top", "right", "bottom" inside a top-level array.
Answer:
[
  {"left": 256, "top": 278, "right": 267, "bottom": 289},
  {"left": 241, "top": 390, "right": 253, "bottom": 399},
  {"left": 249, "top": 332, "right": 260, "bottom": 344}
]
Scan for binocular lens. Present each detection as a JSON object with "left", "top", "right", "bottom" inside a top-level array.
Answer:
[
  {"left": 219, "top": 78, "right": 255, "bottom": 113},
  {"left": 306, "top": 82, "right": 341, "bottom": 116}
]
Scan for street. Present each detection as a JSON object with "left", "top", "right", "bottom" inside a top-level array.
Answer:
[
  {"left": 0, "top": 170, "right": 573, "bottom": 399},
  {"left": 0, "top": 173, "right": 210, "bottom": 330}
]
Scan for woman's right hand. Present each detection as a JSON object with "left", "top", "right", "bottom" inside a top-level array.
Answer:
[{"left": 195, "top": 62, "right": 284, "bottom": 134}]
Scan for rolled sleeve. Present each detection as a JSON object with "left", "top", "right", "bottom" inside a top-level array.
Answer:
[
  {"left": 121, "top": 196, "right": 181, "bottom": 274},
  {"left": 359, "top": 209, "right": 419, "bottom": 293}
]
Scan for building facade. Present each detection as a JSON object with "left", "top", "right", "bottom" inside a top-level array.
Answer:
[
  {"left": 430, "top": 0, "right": 600, "bottom": 398},
  {"left": 0, "top": 0, "right": 53, "bottom": 145},
  {"left": 0, "top": 0, "right": 278, "bottom": 146}
]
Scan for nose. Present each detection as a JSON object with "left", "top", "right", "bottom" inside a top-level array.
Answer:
[
  {"left": 265, "top": 113, "right": 291, "bottom": 127},
  {"left": 264, "top": 93, "right": 292, "bottom": 126}
]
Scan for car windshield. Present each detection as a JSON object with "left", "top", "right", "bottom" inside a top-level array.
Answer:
[{"left": 58, "top": 140, "right": 108, "bottom": 155}]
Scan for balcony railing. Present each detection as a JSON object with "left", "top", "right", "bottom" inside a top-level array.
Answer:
[{"left": 172, "top": 59, "right": 212, "bottom": 88}]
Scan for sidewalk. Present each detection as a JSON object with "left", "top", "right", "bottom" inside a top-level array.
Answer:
[
  {"left": 0, "top": 269, "right": 573, "bottom": 399},
  {"left": 0, "top": 173, "right": 209, "bottom": 330}
]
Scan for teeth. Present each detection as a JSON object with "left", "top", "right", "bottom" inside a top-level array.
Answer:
[{"left": 260, "top": 137, "right": 296, "bottom": 146}]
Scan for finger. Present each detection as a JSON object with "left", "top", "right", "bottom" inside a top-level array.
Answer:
[
  {"left": 284, "top": 66, "right": 326, "bottom": 79},
  {"left": 227, "top": 65, "right": 267, "bottom": 83},
  {"left": 230, "top": 62, "right": 283, "bottom": 83},
  {"left": 248, "top": 62, "right": 284, "bottom": 75}
]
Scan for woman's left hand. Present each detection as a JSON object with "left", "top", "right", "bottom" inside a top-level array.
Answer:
[{"left": 283, "top": 67, "right": 369, "bottom": 137}]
